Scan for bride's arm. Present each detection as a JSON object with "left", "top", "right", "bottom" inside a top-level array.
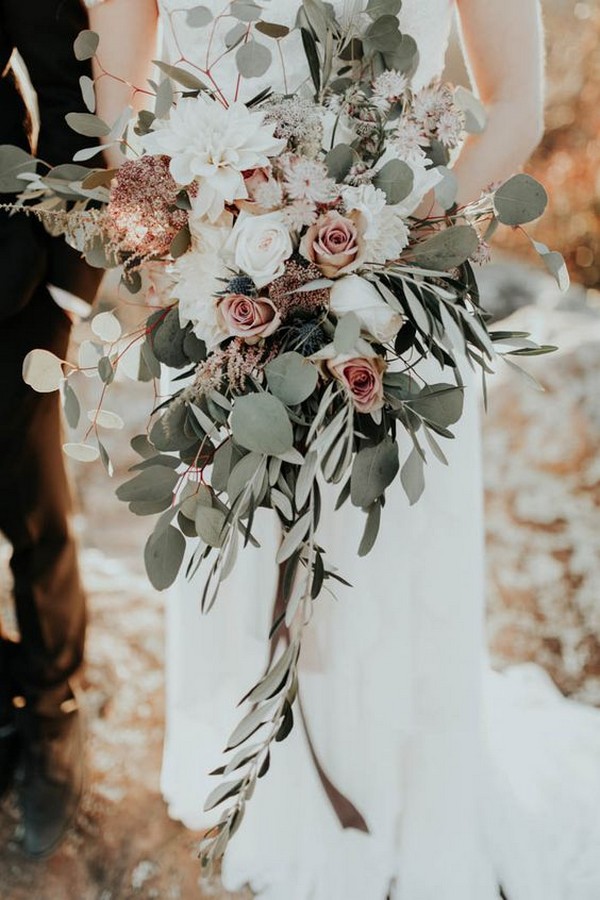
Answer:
[
  {"left": 453, "top": 0, "right": 544, "bottom": 204},
  {"left": 86, "top": 0, "right": 159, "bottom": 166}
]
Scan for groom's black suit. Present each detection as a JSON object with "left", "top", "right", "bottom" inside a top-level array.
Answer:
[{"left": 0, "top": 0, "right": 101, "bottom": 709}]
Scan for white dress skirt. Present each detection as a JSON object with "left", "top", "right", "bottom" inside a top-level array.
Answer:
[{"left": 158, "top": 2, "right": 600, "bottom": 897}]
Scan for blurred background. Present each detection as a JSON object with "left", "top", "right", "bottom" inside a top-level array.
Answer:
[{"left": 1, "top": 1, "right": 599, "bottom": 897}]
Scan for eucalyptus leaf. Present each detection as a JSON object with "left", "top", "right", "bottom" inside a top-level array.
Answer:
[
  {"left": 351, "top": 440, "right": 399, "bottom": 509},
  {"left": 63, "top": 381, "right": 81, "bottom": 429},
  {"left": 400, "top": 445, "right": 425, "bottom": 505},
  {"left": 226, "top": 700, "right": 277, "bottom": 750},
  {"left": 366, "top": 0, "right": 402, "bottom": 18},
  {"left": 74, "top": 30, "right": 99, "bottom": 61},
  {"left": 236, "top": 41, "right": 272, "bottom": 79},
  {"left": 231, "top": 394, "right": 294, "bottom": 456},
  {"left": 454, "top": 86, "right": 486, "bottom": 134},
  {"left": 116, "top": 465, "right": 179, "bottom": 503},
  {"left": 153, "top": 61, "right": 209, "bottom": 92},
  {"left": 79, "top": 76, "right": 96, "bottom": 113},
  {"left": 65, "top": 112, "right": 110, "bottom": 138},
  {"left": 373, "top": 159, "right": 413, "bottom": 205},
  {"left": 358, "top": 501, "right": 381, "bottom": 557},
  {"left": 408, "top": 384, "right": 464, "bottom": 428},
  {"left": 144, "top": 525, "right": 186, "bottom": 591},
  {"left": 411, "top": 225, "right": 479, "bottom": 270},
  {"left": 276, "top": 511, "right": 312, "bottom": 563},
  {"left": 186, "top": 5, "right": 213, "bottom": 27},
  {"left": 494, "top": 174, "right": 548, "bottom": 226},
  {"left": 195, "top": 506, "right": 227, "bottom": 548},
  {"left": 266, "top": 353, "right": 319, "bottom": 405},
  {"left": 231, "top": 0, "right": 263, "bottom": 21},
  {"left": 325, "top": 144, "right": 354, "bottom": 182},
  {"left": 0, "top": 145, "right": 37, "bottom": 193},
  {"left": 364, "top": 15, "right": 402, "bottom": 52},
  {"left": 255, "top": 21, "right": 290, "bottom": 39}
]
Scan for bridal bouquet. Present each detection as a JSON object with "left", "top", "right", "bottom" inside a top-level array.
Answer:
[{"left": 1, "top": 0, "right": 565, "bottom": 872}]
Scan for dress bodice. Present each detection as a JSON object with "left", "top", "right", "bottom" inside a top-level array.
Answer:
[{"left": 159, "top": 0, "right": 454, "bottom": 102}]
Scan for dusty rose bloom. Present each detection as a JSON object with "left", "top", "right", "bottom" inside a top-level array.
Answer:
[
  {"left": 300, "top": 210, "right": 365, "bottom": 278},
  {"left": 327, "top": 354, "right": 386, "bottom": 413},
  {"left": 217, "top": 293, "right": 281, "bottom": 344}
]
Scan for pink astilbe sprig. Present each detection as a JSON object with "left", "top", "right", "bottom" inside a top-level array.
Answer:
[
  {"left": 106, "top": 155, "right": 190, "bottom": 259},
  {"left": 191, "top": 338, "right": 279, "bottom": 396}
]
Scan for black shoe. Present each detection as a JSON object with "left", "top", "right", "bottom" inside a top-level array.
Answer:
[
  {"left": 0, "top": 714, "right": 19, "bottom": 800},
  {"left": 15, "top": 691, "right": 84, "bottom": 859}
]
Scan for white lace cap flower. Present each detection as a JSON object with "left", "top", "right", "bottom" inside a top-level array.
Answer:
[
  {"left": 283, "top": 157, "right": 337, "bottom": 204},
  {"left": 330, "top": 275, "right": 403, "bottom": 343},
  {"left": 145, "top": 98, "right": 286, "bottom": 223},
  {"left": 341, "top": 184, "right": 388, "bottom": 240},
  {"left": 171, "top": 218, "right": 232, "bottom": 348},
  {"left": 225, "top": 210, "right": 293, "bottom": 289},
  {"left": 342, "top": 184, "right": 410, "bottom": 263}
]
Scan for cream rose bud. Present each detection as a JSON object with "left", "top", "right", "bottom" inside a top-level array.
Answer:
[
  {"left": 217, "top": 293, "right": 281, "bottom": 344},
  {"left": 226, "top": 211, "right": 293, "bottom": 289},
  {"left": 327, "top": 354, "right": 386, "bottom": 414},
  {"left": 330, "top": 275, "right": 403, "bottom": 343},
  {"left": 300, "top": 210, "right": 365, "bottom": 278}
]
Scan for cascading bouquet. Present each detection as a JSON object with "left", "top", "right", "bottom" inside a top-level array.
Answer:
[{"left": 1, "top": 0, "right": 567, "bottom": 873}]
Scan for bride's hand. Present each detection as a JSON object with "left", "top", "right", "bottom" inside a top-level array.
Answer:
[
  {"left": 453, "top": 0, "right": 544, "bottom": 205},
  {"left": 86, "top": 0, "right": 159, "bottom": 168}
]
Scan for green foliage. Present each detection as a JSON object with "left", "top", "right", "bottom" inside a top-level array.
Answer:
[
  {"left": 350, "top": 440, "right": 400, "bottom": 509},
  {"left": 231, "top": 393, "right": 294, "bottom": 456},
  {"left": 373, "top": 159, "right": 414, "bottom": 205},
  {"left": 494, "top": 174, "right": 548, "bottom": 226}
]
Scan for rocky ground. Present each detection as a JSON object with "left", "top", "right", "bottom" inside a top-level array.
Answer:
[{"left": 1, "top": 262, "right": 600, "bottom": 898}]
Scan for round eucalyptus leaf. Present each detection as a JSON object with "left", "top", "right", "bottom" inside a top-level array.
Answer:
[
  {"left": 494, "top": 174, "right": 548, "bottom": 226},
  {"left": 231, "top": 393, "right": 294, "bottom": 455},
  {"left": 364, "top": 15, "right": 402, "bottom": 52},
  {"left": 373, "top": 159, "right": 414, "bottom": 205},
  {"left": 186, "top": 5, "right": 213, "bottom": 27},
  {"left": 74, "top": 29, "right": 99, "bottom": 61},
  {"left": 366, "top": 0, "right": 402, "bottom": 18},
  {"left": 22, "top": 349, "right": 64, "bottom": 393},
  {"left": 236, "top": 40, "right": 272, "bottom": 78},
  {"left": 92, "top": 311, "right": 122, "bottom": 342},
  {"left": 265, "top": 353, "right": 319, "bottom": 406},
  {"left": 231, "top": 0, "right": 263, "bottom": 21}
]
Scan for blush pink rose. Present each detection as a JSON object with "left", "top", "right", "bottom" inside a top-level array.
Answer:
[
  {"left": 217, "top": 293, "right": 281, "bottom": 344},
  {"left": 327, "top": 354, "right": 386, "bottom": 413},
  {"left": 300, "top": 210, "right": 365, "bottom": 278}
]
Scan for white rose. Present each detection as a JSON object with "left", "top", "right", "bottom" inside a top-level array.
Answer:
[
  {"left": 330, "top": 275, "right": 403, "bottom": 343},
  {"left": 226, "top": 211, "right": 293, "bottom": 289}
]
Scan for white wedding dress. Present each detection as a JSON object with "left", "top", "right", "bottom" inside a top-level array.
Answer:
[{"left": 159, "top": 3, "right": 600, "bottom": 898}]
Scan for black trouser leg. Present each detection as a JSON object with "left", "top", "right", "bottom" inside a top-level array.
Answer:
[{"left": 0, "top": 285, "right": 85, "bottom": 706}]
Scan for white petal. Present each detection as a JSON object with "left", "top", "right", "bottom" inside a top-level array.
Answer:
[{"left": 22, "top": 349, "right": 64, "bottom": 393}]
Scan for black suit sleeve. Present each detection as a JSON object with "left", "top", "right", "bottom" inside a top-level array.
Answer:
[{"left": 1, "top": 0, "right": 96, "bottom": 165}]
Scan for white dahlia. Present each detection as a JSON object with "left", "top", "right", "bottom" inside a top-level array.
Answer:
[{"left": 145, "top": 98, "right": 287, "bottom": 223}]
